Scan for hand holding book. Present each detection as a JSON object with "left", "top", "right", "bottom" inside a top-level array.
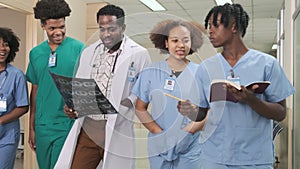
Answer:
[{"left": 210, "top": 80, "right": 270, "bottom": 103}]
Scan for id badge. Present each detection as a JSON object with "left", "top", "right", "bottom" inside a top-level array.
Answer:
[
  {"left": 128, "top": 62, "right": 136, "bottom": 82},
  {"left": 164, "top": 76, "right": 175, "bottom": 91},
  {"left": 48, "top": 52, "right": 56, "bottom": 67},
  {"left": 0, "top": 96, "right": 7, "bottom": 112},
  {"left": 227, "top": 76, "right": 241, "bottom": 86}
]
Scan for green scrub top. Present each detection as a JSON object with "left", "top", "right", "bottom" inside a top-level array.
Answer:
[{"left": 26, "top": 37, "right": 85, "bottom": 125}]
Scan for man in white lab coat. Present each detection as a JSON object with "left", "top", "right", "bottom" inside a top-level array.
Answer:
[{"left": 55, "top": 4, "right": 151, "bottom": 169}]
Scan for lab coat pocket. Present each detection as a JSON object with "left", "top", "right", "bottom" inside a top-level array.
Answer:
[
  {"left": 114, "top": 104, "right": 132, "bottom": 128},
  {"left": 118, "top": 104, "right": 130, "bottom": 118}
]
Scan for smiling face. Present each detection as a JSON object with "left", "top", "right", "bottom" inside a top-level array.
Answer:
[
  {"left": 98, "top": 15, "right": 125, "bottom": 50},
  {"left": 165, "top": 25, "right": 191, "bottom": 60},
  {"left": 0, "top": 38, "right": 10, "bottom": 64},
  {"left": 42, "top": 18, "right": 66, "bottom": 47}
]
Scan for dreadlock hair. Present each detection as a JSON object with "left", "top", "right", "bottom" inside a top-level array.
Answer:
[
  {"left": 96, "top": 4, "right": 125, "bottom": 26},
  {"left": 0, "top": 27, "right": 20, "bottom": 63},
  {"left": 204, "top": 3, "right": 249, "bottom": 37},
  {"left": 34, "top": 0, "right": 71, "bottom": 24},
  {"left": 150, "top": 20, "right": 203, "bottom": 54}
]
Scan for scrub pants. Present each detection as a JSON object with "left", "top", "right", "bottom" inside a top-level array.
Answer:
[
  {"left": 149, "top": 132, "right": 201, "bottom": 169},
  {"left": 201, "top": 160, "right": 274, "bottom": 169},
  {"left": 0, "top": 131, "right": 19, "bottom": 169},
  {"left": 35, "top": 120, "right": 73, "bottom": 169},
  {"left": 149, "top": 152, "right": 201, "bottom": 169}
]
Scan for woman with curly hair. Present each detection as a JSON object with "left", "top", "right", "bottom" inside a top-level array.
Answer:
[
  {"left": 25, "top": 0, "right": 85, "bottom": 168},
  {"left": 0, "top": 27, "right": 29, "bottom": 169},
  {"left": 132, "top": 20, "right": 205, "bottom": 169}
]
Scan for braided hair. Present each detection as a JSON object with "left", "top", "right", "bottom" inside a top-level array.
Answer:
[
  {"left": 204, "top": 3, "right": 249, "bottom": 37},
  {"left": 33, "top": 0, "right": 71, "bottom": 24}
]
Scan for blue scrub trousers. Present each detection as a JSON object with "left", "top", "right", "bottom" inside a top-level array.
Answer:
[
  {"left": 201, "top": 160, "right": 274, "bottom": 169},
  {"left": 0, "top": 129, "right": 19, "bottom": 169},
  {"left": 149, "top": 132, "right": 201, "bottom": 169}
]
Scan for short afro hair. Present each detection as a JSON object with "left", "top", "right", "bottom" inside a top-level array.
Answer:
[
  {"left": 96, "top": 4, "right": 125, "bottom": 26},
  {"left": 150, "top": 20, "right": 203, "bottom": 54},
  {"left": 34, "top": 0, "right": 71, "bottom": 24},
  {"left": 0, "top": 27, "right": 20, "bottom": 63}
]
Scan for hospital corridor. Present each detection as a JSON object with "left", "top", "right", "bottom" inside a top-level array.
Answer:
[{"left": 0, "top": 0, "right": 300, "bottom": 169}]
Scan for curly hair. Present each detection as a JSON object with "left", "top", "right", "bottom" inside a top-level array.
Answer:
[
  {"left": 204, "top": 3, "right": 249, "bottom": 37},
  {"left": 96, "top": 4, "right": 125, "bottom": 26},
  {"left": 149, "top": 20, "right": 203, "bottom": 54},
  {"left": 0, "top": 27, "right": 20, "bottom": 63},
  {"left": 34, "top": 0, "right": 71, "bottom": 24}
]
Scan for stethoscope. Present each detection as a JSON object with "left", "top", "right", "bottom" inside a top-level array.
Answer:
[
  {"left": 89, "top": 42, "right": 105, "bottom": 67},
  {"left": 89, "top": 41, "right": 122, "bottom": 76}
]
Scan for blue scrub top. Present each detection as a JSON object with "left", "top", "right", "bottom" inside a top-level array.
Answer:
[
  {"left": 197, "top": 49, "right": 295, "bottom": 165},
  {"left": 132, "top": 60, "right": 200, "bottom": 159},
  {"left": 0, "top": 64, "right": 28, "bottom": 145}
]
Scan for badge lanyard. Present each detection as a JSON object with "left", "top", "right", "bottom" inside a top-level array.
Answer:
[
  {"left": 128, "top": 62, "right": 136, "bottom": 82},
  {"left": 227, "top": 69, "right": 240, "bottom": 85},
  {"left": 48, "top": 51, "right": 57, "bottom": 67},
  {"left": 0, "top": 70, "right": 8, "bottom": 112},
  {"left": 164, "top": 75, "right": 176, "bottom": 91}
]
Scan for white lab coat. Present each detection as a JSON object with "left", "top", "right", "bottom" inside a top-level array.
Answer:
[{"left": 55, "top": 36, "right": 151, "bottom": 169}]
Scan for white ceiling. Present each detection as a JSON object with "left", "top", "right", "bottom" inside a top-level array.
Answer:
[
  {"left": 0, "top": 0, "right": 284, "bottom": 54},
  {"left": 85, "top": 0, "right": 284, "bottom": 54}
]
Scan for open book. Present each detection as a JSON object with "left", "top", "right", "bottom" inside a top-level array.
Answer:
[
  {"left": 210, "top": 79, "right": 270, "bottom": 103},
  {"left": 49, "top": 71, "right": 118, "bottom": 117}
]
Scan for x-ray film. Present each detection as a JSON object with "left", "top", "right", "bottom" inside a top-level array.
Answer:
[{"left": 49, "top": 71, "right": 118, "bottom": 117}]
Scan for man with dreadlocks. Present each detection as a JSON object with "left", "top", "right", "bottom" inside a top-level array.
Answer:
[
  {"left": 177, "top": 3, "right": 295, "bottom": 169},
  {"left": 26, "top": 0, "right": 85, "bottom": 168}
]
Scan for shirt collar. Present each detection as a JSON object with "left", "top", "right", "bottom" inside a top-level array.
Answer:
[{"left": 99, "top": 35, "right": 126, "bottom": 55}]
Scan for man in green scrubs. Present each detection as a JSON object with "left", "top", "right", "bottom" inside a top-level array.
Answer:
[{"left": 26, "top": 0, "right": 85, "bottom": 168}]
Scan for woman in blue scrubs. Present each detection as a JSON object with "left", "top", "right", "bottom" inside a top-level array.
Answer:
[
  {"left": 132, "top": 20, "right": 205, "bottom": 169},
  {"left": 0, "top": 27, "right": 29, "bottom": 169}
]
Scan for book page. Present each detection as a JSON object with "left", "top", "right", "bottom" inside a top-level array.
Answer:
[{"left": 211, "top": 79, "right": 241, "bottom": 90}]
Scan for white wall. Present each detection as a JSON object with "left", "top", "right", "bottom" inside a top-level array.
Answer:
[
  {"left": 282, "top": 1, "right": 295, "bottom": 169},
  {"left": 65, "top": 0, "right": 87, "bottom": 43},
  {"left": 0, "top": 8, "right": 26, "bottom": 71},
  {"left": 0, "top": 8, "right": 27, "bottom": 132},
  {"left": 0, "top": 0, "right": 33, "bottom": 13}
]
